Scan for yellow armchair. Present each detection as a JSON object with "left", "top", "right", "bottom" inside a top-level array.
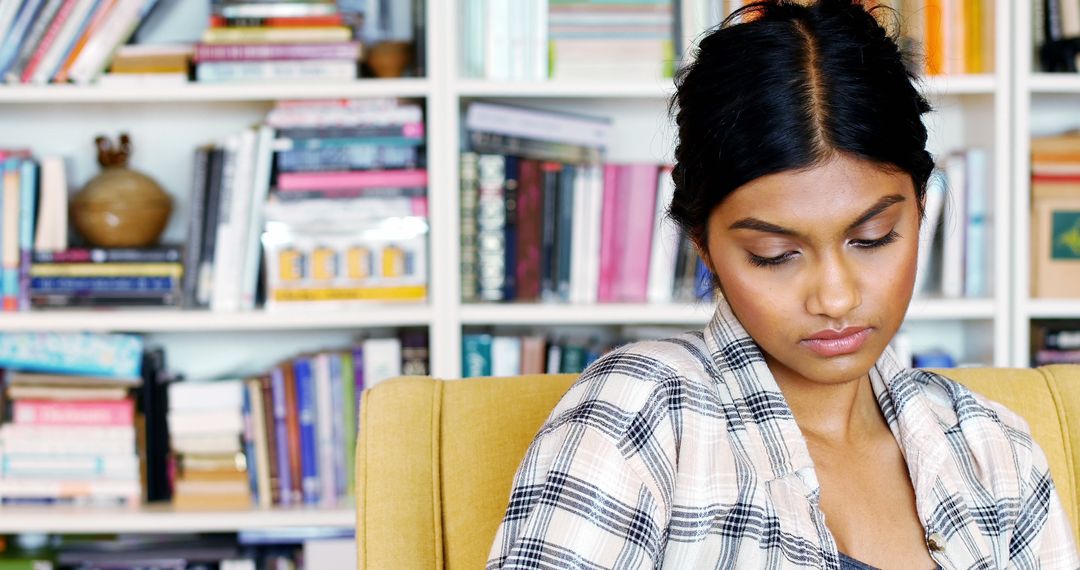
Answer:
[{"left": 356, "top": 367, "right": 1080, "bottom": 569}]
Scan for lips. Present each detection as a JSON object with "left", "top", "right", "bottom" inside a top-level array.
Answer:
[{"left": 801, "top": 327, "right": 872, "bottom": 357}]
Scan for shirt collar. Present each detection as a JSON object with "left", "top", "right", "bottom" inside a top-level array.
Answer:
[{"left": 701, "top": 295, "right": 950, "bottom": 495}]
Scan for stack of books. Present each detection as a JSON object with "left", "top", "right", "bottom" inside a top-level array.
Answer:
[
  {"left": 0, "top": 332, "right": 144, "bottom": 506},
  {"left": 0, "top": 0, "right": 166, "bottom": 85},
  {"left": 261, "top": 98, "right": 429, "bottom": 310},
  {"left": 227, "top": 331, "right": 426, "bottom": 508},
  {"left": 167, "top": 379, "right": 250, "bottom": 511},
  {"left": 30, "top": 246, "right": 184, "bottom": 309},
  {"left": 194, "top": 0, "right": 362, "bottom": 83},
  {"left": 1032, "top": 324, "right": 1080, "bottom": 366},
  {"left": 1030, "top": 132, "right": 1080, "bottom": 298},
  {"left": 460, "top": 0, "right": 675, "bottom": 81},
  {"left": 461, "top": 101, "right": 710, "bottom": 306}
]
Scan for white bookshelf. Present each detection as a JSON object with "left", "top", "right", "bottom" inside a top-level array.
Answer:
[
  {"left": 0, "top": 505, "right": 355, "bottom": 534},
  {"left": 0, "top": 0, "right": 1036, "bottom": 532}
]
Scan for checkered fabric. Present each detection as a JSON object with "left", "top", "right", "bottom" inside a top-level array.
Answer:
[{"left": 486, "top": 297, "right": 1079, "bottom": 569}]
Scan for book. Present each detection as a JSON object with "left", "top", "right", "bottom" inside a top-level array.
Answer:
[
  {"left": 462, "top": 334, "right": 493, "bottom": 378},
  {"left": 13, "top": 398, "right": 135, "bottom": 426},
  {"left": 276, "top": 168, "right": 428, "bottom": 191},
  {"left": 491, "top": 336, "right": 522, "bottom": 377},
  {"left": 16, "top": 159, "right": 37, "bottom": 310},
  {"left": 477, "top": 154, "right": 506, "bottom": 301},
  {"left": 0, "top": 332, "right": 143, "bottom": 378},
  {"left": 201, "top": 26, "right": 352, "bottom": 45},
  {"left": 33, "top": 156, "right": 69, "bottom": 253},
  {"left": 292, "top": 357, "right": 320, "bottom": 505},
  {"left": 361, "top": 337, "right": 401, "bottom": 388},
  {"left": 196, "top": 59, "right": 356, "bottom": 82},
  {"left": 460, "top": 152, "right": 480, "bottom": 302},
  {"left": 193, "top": 42, "right": 361, "bottom": 62}
]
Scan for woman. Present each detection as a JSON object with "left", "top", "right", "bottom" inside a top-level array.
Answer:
[{"left": 486, "top": 1, "right": 1079, "bottom": 569}]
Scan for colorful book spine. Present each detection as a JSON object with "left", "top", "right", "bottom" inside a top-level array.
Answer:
[
  {"left": 195, "top": 59, "right": 356, "bottom": 82},
  {"left": 259, "top": 376, "right": 281, "bottom": 506},
  {"left": 1, "top": 454, "right": 138, "bottom": 479},
  {"left": 597, "top": 165, "right": 620, "bottom": 302},
  {"left": 194, "top": 42, "right": 360, "bottom": 62},
  {"left": 539, "top": 162, "right": 561, "bottom": 299},
  {"left": 30, "top": 276, "right": 176, "bottom": 292},
  {"left": 30, "top": 262, "right": 183, "bottom": 278},
  {"left": 554, "top": 164, "right": 576, "bottom": 301},
  {"left": 515, "top": 158, "right": 543, "bottom": 301},
  {"left": 241, "top": 384, "right": 259, "bottom": 503},
  {"left": 312, "top": 353, "right": 336, "bottom": 507},
  {"left": 12, "top": 399, "right": 134, "bottom": 426},
  {"left": 17, "top": 159, "right": 37, "bottom": 311},
  {"left": 329, "top": 353, "right": 347, "bottom": 501},
  {"left": 1, "top": 158, "right": 20, "bottom": 310},
  {"left": 276, "top": 168, "right": 429, "bottom": 191},
  {"left": 0, "top": 332, "right": 143, "bottom": 378},
  {"left": 460, "top": 152, "right": 480, "bottom": 302},
  {"left": 0, "top": 0, "right": 46, "bottom": 78},
  {"left": 293, "top": 357, "right": 320, "bottom": 505},
  {"left": 342, "top": 350, "right": 357, "bottom": 499},
  {"left": 276, "top": 145, "right": 421, "bottom": 173},
  {"left": 269, "top": 366, "right": 294, "bottom": 506},
  {"left": 201, "top": 26, "right": 352, "bottom": 44},
  {"left": 502, "top": 156, "right": 519, "bottom": 300},
  {"left": 462, "top": 334, "right": 493, "bottom": 378},
  {"left": 613, "top": 164, "right": 659, "bottom": 302},
  {"left": 476, "top": 155, "right": 506, "bottom": 301},
  {"left": 33, "top": 247, "right": 183, "bottom": 263}
]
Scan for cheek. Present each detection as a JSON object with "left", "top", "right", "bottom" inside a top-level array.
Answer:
[{"left": 708, "top": 249, "right": 793, "bottom": 336}]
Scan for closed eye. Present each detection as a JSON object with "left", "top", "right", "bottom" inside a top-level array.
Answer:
[{"left": 851, "top": 230, "right": 900, "bottom": 249}]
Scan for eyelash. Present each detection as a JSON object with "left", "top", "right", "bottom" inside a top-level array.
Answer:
[{"left": 746, "top": 230, "right": 901, "bottom": 269}]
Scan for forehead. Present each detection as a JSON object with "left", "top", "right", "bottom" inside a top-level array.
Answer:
[{"left": 713, "top": 156, "right": 915, "bottom": 227}]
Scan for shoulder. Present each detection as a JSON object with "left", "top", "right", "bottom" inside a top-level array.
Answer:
[
  {"left": 538, "top": 331, "right": 721, "bottom": 453},
  {"left": 907, "top": 369, "right": 1038, "bottom": 481}
]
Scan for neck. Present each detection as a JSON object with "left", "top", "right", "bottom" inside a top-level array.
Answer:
[{"left": 766, "top": 357, "right": 884, "bottom": 446}]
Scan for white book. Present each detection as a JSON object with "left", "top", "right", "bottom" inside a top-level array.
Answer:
[
  {"left": 168, "top": 379, "right": 244, "bottom": 412},
  {"left": 239, "top": 125, "right": 274, "bottom": 311},
  {"left": 303, "top": 538, "right": 356, "bottom": 570},
  {"left": 167, "top": 410, "right": 244, "bottom": 436},
  {"left": 0, "top": 478, "right": 140, "bottom": 501},
  {"left": 486, "top": 0, "right": 510, "bottom": 80},
  {"left": 964, "top": 148, "right": 990, "bottom": 298},
  {"left": 34, "top": 156, "right": 68, "bottom": 251},
  {"left": 568, "top": 165, "right": 590, "bottom": 304},
  {"left": 69, "top": 0, "right": 145, "bottom": 85},
  {"left": 1064, "top": 0, "right": 1080, "bottom": 38},
  {"left": 212, "top": 129, "right": 257, "bottom": 312},
  {"left": 246, "top": 380, "right": 272, "bottom": 509},
  {"left": 913, "top": 170, "right": 946, "bottom": 296},
  {"left": 647, "top": 167, "right": 679, "bottom": 304},
  {"left": 362, "top": 337, "right": 402, "bottom": 388},
  {"left": 545, "top": 344, "right": 561, "bottom": 375},
  {"left": 312, "top": 353, "right": 336, "bottom": 507},
  {"left": 509, "top": 0, "right": 526, "bottom": 80},
  {"left": 31, "top": 0, "right": 99, "bottom": 84},
  {"left": 941, "top": 153, "right": 968, "bottom": 298},
  {"left": 465, "top": 101, "right": 613, "bottom": 149},
  {"left": 0, "top": 2, "right": 22, "bottom": 48},
  {"left": 582, "top": 166, "right": 605, "bottom": 305},
  {"left": 491, "top": 336, "right": 523, "bottom": 376},
  {"left": 532, "top": 0, "right": 548, "bottom": 81},
  {"left": 170, "top": 434, "right": 242, "bottom": 455}
]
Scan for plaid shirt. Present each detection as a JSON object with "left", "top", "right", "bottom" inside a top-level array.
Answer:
[{"left": 487, "top": 298, "right": 1080, "bottom": 569}]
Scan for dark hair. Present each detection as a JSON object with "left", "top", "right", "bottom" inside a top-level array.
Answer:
[{"left": 668, "top": 0, "right": 934, "bottom": 252}]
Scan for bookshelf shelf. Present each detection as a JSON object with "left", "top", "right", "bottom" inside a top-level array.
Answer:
[
  {"left": 1028, "top": 74, "right": 1080, "bottom": 94},
  {"left": 459, "top": 298, "right": 998, "bottom": 327},
  {"left": 454, "top": 74, "right": 997, "bottom": 100},
  {"left": 0, "top": 505, "right": 354, "bottom": 534},
  {"left": 0, "top": 79, "right": 432, "bottom": 103},
  {"left": 1024, "top": 299, "right": 1080, "bottom": 319},
  {"left": 0, "top": 306, "right": 432, "bottom": 332}
]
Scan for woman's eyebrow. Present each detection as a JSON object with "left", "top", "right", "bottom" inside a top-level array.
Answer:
[
  {"left": 728, "top": 194, "right": 906, "bottom": 237},
  {"left": 844, "top": 194, "right": 906, "bottom": 232}
]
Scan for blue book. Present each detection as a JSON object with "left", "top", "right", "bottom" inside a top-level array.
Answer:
[
  {"left": 462, "top": 334, "right": 493, "bottom": 378},
  {"left": 293, "top": 357, "right": 320, "bottom": 505},
  {"left": 0, "top": 0, "right": 45, "bottom": 77},
  {"left": 17, "top": 159, "right": 36, "bottom": 311},
  {"left": 241, "top": 384, "right": 259, "bottom": 505},
  {"left": 0, "top": 332, "right": 143, "bottom": 379},
  {"left": 30, "top": 276, "right": 176, "bottom": 292},
  {"left": 269, "top": 366, "right": 293, "bottom": 506},
  {"left": 328, "top": 353, "right": 347, "bottom": 500},
  {"left": 694, "top": 259, "right": 713, "bottom": 300}
]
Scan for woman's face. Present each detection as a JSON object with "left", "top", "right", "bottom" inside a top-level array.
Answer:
[{"left": 704, "top": 154, "right": 920, "bottom": 386}]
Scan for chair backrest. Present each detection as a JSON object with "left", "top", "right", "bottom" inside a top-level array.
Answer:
[{"left": 356, "top": 367, "right": 1080, "bottom": 569}]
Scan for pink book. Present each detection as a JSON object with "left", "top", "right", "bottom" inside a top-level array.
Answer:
[
  {"left": 597, "top": 165, "right": 620, "bottom": 303},
  {"left": 194, "top": 42, "right": 361, "bottom": 62},
  {"left": 13, "top": 399, "right": 134, "bottom": 426},
  {"left": 612, "top": 164, "right": 659, "bottom": 302},
  {"left": 21, "top": 0, "right": 78, "bottom": 84},
  {"left": 277, "top": 169, "right": 428, "bottom": 192}
]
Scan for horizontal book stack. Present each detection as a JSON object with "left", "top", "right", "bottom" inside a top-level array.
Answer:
[
  {"left": 0, "top": 332, "right": 144, "bottom": 506},
  {"left": 195, "top": 0, "right": 362, "bottom": 83},
  {"left": 1032, "top": 324, "right": 1080, "bottom": 365},
  {"left": 461, "top": 0, "right": 675, "bottom": 81},
  {"left": 914, "top": 148, "right": 993, "bottom": 299},
  {"left": 260, "top": 98, "right": 429, "bottom": 310},
  {"left": 461, "top": 101, "right": 710, "bottom": 306},
  {"left": 1030, "top": 133, "right": 1080, "bottom": 298},
  {"left": 167, "top": 380, "right": 251, "bottom": 511},
  {"left": 0, "top": 0, "right": 165, "bottom": 85},
  {"left": 230, "top": 331, "right": 425, "bottom": 508},
  {"left": 31, "top": 246, "right": 184, "bottom": 309}
]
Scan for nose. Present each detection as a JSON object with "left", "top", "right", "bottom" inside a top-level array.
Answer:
[{"left": 805, "top": 251, "right": 861, "bottom": 319}]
